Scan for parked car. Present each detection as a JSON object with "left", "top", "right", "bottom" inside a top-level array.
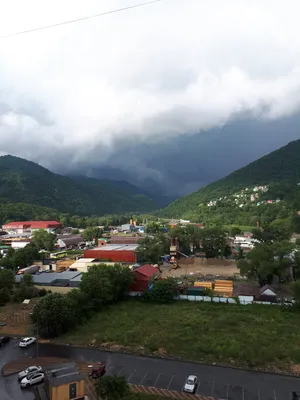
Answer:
[
  {"left": 0, "top": 336, "right": 10, "bottom": 346},
  {"left": 19, "top": 337, "right": 36, "bottom": 348},
  {"left": 20, "top": 372, "right": 44, "bottom": 388},
  {"left": 183, "top": 375, "right": 198, "bottom": 393},
  {"left": 18, "top": 366, "right": 43, "bottom": 380},
  {"left": 89, "top": 362, "right": 106, "bottom": 378}
]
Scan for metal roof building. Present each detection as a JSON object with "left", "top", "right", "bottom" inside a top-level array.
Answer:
[
  {"left": 15, "top": 271, "right": 82, "bottom": 286},
  {"left": 84, "top": 244, "right": 138, "bottom": 263}
]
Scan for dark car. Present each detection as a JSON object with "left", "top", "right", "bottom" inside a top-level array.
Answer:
[{"left": 0, "top": 336, "right": 11, "bottom": 346}]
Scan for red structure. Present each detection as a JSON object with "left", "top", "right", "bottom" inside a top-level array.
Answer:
[
  {"left": 130, "top": 264, "right": 160, "bottom": 292},
  {"left": 2, "top": 220, "right": 61, "bottom": 233},
  {"left": 84, "top": 244, "right": 137, "bottom": 263},
  {"left": 109, "top": 236, "right": 139, "bottom": 245}
]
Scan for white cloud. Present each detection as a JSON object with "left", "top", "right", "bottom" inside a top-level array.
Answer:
[{"left": 0, "top": 0, "right": 300, "bottom": 169}]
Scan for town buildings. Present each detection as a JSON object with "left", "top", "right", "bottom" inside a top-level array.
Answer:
[
  {"left": 2, "top": 220, "right": 62, "bottom": 235},
  {"left": 84, "top": 244, "right": 138, "bottom": 263}
]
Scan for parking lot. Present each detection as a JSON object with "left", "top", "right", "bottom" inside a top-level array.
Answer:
[
  {"left": 1, "top": 340, "right": 300, "bottom": 400},
  {"left": 104, "top": 364, "right": 293, "bottom": 400},
  {"left": 0, "top": 338, "right": 35, "bottom": 400}
]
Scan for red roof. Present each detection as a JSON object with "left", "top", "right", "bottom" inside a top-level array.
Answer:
[
  {"left": 135, "top": 264, "right": 158, "bottom": 278},
  {"left": 2, "top": 221, "right": 61, "bottom": 229}
]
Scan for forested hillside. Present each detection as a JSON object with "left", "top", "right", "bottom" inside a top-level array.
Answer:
[
  {"left": 0, "top": 155, "right": 159, "bottom": 218},
  {"left": 162, "top": 140, "right": 300, "bottom": 228}
]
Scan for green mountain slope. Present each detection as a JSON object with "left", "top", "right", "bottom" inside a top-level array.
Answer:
[
  {"left": 0, "top": 155, "right": 158, "bottom": 216},
  {"left": 162, "top": 139, "right": 300, "bottom": 226}
]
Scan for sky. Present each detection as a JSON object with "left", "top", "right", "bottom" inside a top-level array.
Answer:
[{"left": 0, "top": 0, "right": 300, "bottom": 196}]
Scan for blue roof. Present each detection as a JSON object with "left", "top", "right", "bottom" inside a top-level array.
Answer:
[{"left": 15, "top": 271, "right": 81, "bottom": 285}]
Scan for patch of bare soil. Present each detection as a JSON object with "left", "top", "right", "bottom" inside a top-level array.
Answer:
[
  {"left": 162, "top": 258, "right": 239, "bottom": 278},
  {"left": 0, "top": 300, "right": 38, "bottom": 336}
]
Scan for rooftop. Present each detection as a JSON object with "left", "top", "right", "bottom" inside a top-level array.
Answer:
[
  {"left": 3, "top": 220, "right": 61, "bottom": 229},
  {"left": 135, "top": 264, "right": 158, "bottom": 277},
  {"left": 45, "top": 362, "right": 85, "bottom": 387},
  {"left": 15, "top": 271, "right": 82, "bottom": 285},
  {"left": 72, "top": 258, "right": 96, "bottom": 263},
  {"left": 90, "top": 244, "right": 138, "bottom": 251}
]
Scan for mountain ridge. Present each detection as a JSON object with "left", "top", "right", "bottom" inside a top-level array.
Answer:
[
  {"left": 161, "top": 139, "right": 300, "bottom": 225},
  {"left": 0, "top": 155, "right": 163, "bottom": 216}
]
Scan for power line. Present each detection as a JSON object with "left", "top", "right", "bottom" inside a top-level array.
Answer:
[{"left": 0, "top": 0, "right": 163, "bottom": 38}]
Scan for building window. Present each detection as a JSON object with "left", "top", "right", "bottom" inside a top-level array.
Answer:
[{"left": 69, "top": 383, "right": 77, "bottom": 399}]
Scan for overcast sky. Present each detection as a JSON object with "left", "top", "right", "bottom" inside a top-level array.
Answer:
[{"left": 1, "top": 0, "right": 300, "bottom": 194}]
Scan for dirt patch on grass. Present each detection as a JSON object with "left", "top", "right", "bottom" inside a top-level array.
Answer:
[{"left": 0, "top": 300, "right": 38, "bottom": 336}]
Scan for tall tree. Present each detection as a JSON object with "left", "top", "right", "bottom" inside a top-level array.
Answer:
[
  {"left": 95, "top": 375, "right": 131, "bottom": 400},
  {"left": 32, "top": 229, "right": 57, "bottom": 251},
  {"left": 201, "top": 227, "right": 228, "bottom": 258},
  {"left": 136, "top": 233, "right": 170, "bottom": 263},
  {"left": 0, "top": 269, "right": 15, "bottom": 291},
  {"left": 82, "top": 227, "right": 103, "bottom": 242}
]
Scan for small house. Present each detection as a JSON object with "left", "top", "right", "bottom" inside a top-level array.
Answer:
[
  {"left": 256, "top": 284, "right": 277, "bottom": 303},
  {"left": 130, "top": 264, "right": 160, "bottom": 292},
  {"left": 39, "top": 362, "right": 85, "bottom": 400}
]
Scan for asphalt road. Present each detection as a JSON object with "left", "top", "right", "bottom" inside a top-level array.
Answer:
[
  {"left": 1, "top": 340, "right": 300, "bottom": 400},
  {"left": 0, "top": 338, "right": 35, "bottom": 400}
]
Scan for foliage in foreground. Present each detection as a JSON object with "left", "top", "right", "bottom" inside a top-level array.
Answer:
[{"left": 62, "top": 300, "right": 300, "bottom": 368}]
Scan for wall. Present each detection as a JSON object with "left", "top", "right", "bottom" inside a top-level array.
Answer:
[
  {"left": 50, "top": 380, "right": 85, "bottom": 400},
  {"left": 84, "top": 249, "right": 136, "bottom": 263}
]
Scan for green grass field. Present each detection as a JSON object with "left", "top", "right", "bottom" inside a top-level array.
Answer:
[{"left": 62, "top": 300, "right": 300, "bottom": 369}]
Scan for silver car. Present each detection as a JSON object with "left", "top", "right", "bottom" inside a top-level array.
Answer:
[
  {"left": 18, "top": 366, "right": 43, "bottom": 380},
  {"left": 183, "top": 375, "right": 198, "bottom": 393},
  {"left": 20, "top": 372, "right": 44, "bottom": 388}
]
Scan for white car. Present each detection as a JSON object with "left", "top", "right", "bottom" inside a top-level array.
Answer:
[
  {"left": 20, "top": 372, "right": 44, "bottom": 388},
  {"left": 19, "top": 337, "right": 36, "bottom": 348},
  {"left": 18, "top": 366, "right": 43, "bottom": 380},
  {"left": 183, "top": 375, "right": 198, "bottom": 393}
]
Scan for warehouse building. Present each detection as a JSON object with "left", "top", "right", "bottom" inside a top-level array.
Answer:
[
  {"left": 84, "top": 244, "right": 138, "bottom": 263},
  {"left": 15, "top": 271, "right": 81, "bottom": 287}
]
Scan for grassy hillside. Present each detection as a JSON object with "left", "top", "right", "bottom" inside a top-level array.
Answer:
[
  {"left": 162, "top": 140, "right": 300, "bottom": 226},
  {"left": 0, "top": 155, "right": 158, "bottom": 216}
]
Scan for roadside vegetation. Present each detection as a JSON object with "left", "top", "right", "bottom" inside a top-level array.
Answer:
[{"left": 62, "top": 299, "right": 300, "bottom": 371}]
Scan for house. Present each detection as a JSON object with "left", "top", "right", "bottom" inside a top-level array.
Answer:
[
  {"left": 256, "top": 284, "right": 277, "bottom": 303},
  {"left": 39, "top": 362, "right": 85, "bottom": 400},
  {"left": 130, "top": 264, "right": 160, "bottom": 292},
  {"left": 2, "top": 221, "right": 62, "bottom": 235},
  {"left": 235, "top": 285, "right": 256, "bottom": 304}
]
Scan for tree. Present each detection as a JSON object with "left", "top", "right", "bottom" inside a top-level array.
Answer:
[
  {"left": 82, "top": 227, "right": 103, "bottom": 242},
  {"left": 238, "top": 244, "right": 277, "bottom": 285},
  {"left": 21, "top": 274, "right": 34, "bottom": 286},
  {"left": 13, "top": 243, "right": 40, "bottom": 268},
  {"left": 32, "top": 230, "right": 57, "bottom": 251},
  {"left": 148, "top": 278, "right": 179, "bottom": 303},
  {"left": 229, "top": 226, "right": 242, "bottom": 237},
  {"left": 31, "top": 293, "right": 78, "bottom": 338},
  {"left": 80, "top": 264, "right": 132, "bottom": 307},
  {"left": 0, "top": 287, "right": 11, "bottom": 305},
  {"left": 0, "top": 269, "right": 15, "bottom": 291},
  {"left": 145, "top": 221, "right": 163, "bottom": 234},
  {"left": 72, "top": 228, "right": 80, "bottom": 234},
  {"left": 252, "top": 222, "right": 293, "bottom": 245},
  {"left": 291, "top": 280, "right": 300, "bottom": 304},
  {"left": 136, "top": 233, "right": 169, "bottom": 264},
  {"left": 201, "top": 227, "right": 228, "bottom": 258},
  {"left": 95, "top": 375, "right": 131, "bottom": 400}
]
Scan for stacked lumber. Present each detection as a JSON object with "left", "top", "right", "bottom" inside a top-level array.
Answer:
[
  {"left": 214, "top": 280, "right": 233, "bottom": 297},
  {"left": 194, "top": 281, "right": 213, "bottom": 290}
]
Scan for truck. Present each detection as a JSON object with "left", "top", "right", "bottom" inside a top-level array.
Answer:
[{"left": 17, "top": 265, "right": 39, "bottom": 275}]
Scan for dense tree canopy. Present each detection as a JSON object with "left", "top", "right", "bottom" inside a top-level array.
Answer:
[
  {"left": 32, "top": 230, "right": 57, "bottom": 251},
  {"left": 136, "top": 233, "right": 170, "bottom": 263}
]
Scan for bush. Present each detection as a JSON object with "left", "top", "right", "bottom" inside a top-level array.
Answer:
[
  {"left": 38, "top": 288, "right": 48, "bottom": 297},
  {"left": 148, "top": 278, "right": 179, "bottom": 304},
  {"left": 0, "top": 287, "right": 11, "bottom": 305}
]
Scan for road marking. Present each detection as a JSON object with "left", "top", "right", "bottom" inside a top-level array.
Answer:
[
  {"left": 128, "top": 369, "right": 136, "bottom": 383},
  {"left": 140, "top": 372, "right": 148, "bottom": 385},
  {"left": 257, "top": 388, "right": 260, "bottom": 400},
  {"left": 196, "top": 380, "right": 201, "bottom": 395},
  {"left": 242, "top": 386, "right": 245, "bottom": 400},
  {"left": 273, "top": 390, "right": 277, "bottom": 400},
  {"left": 211, "top": 381, "right": 215, "bottom": 397},
  {"left": 226, "top": 384, "right": 230, "bottom": 400},
  {"left": 167, "top": 374, "right": 175, "bottom": 390},
  {"left": 117, "top": 367, "right": 124, "bottom": 376},
  {"left": 153, "top": 373, "right": 161, "bottom": 387}
]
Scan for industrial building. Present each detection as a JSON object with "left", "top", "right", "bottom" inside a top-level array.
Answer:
[
  {"left": 2, "top": 220, "right": 62, "bottom": 235},
  {"left": 15, "top": 271, "right": 81, "bottom": 287},
  {"left": 84, "top": 244, "right": 138, "bottom": 263},
  {"left": 56, "top": 234, "right": 84, "bottom": 249}
]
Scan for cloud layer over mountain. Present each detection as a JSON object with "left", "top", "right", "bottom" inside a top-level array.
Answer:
[{"left": 1, "top": 0, "right": 300, "bottom": 194}]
